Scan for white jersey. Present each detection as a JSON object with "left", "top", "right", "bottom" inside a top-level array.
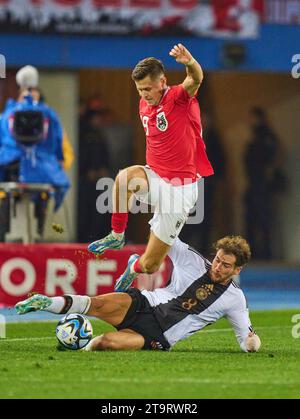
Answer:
[{"left": 142, "top": 238, "right": 253, "bottom": 351}]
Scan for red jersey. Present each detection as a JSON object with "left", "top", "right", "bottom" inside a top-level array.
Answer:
[{"left": 139, "top": 85, "right": 214, "bottom": 184}]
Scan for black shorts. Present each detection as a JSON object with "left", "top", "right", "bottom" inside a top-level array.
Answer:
[{"left": 116, "top": 288, "right": 170, "bottom": 351}]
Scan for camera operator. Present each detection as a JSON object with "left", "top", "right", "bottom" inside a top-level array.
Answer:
[{"left": 0, "top": 65, "right": 71, "bottom": 241}]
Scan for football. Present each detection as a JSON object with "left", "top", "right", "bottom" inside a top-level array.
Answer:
[{"left": 56, "top": 313, "right": 93, "bottom": 350}]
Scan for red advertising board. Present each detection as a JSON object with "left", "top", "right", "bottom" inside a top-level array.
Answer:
[{"left": 0, "top": 244, "right": 171, "bottom": 307}]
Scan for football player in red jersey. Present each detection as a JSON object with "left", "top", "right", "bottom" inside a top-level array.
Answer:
[{"left": 88, "top": 43, "right": 214, "bottom": 292}]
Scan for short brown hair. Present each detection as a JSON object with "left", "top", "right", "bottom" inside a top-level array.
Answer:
[
  {"left": 213, "top": 236, "right": 251, "bottom": 267},
  {"left": 132, "top": 57, "right": 165, "bottom": 81}
]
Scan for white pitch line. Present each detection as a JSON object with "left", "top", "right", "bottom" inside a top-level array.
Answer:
[
  {"left": 0, "top": 325, "right": 292, "bottom": 343},
  {"left": 0, "top": 336, "right": 55, "bottom": 342}
]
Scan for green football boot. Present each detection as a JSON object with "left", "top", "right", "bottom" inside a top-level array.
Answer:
[{"left": 15, "top": 294, "right": 52, "bottom": 315}]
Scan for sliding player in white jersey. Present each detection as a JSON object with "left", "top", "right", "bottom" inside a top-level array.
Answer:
[{"left": 15, "top": 235, "right": 261, "bottom": 353}]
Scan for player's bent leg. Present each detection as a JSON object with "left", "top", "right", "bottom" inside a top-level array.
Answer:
[
  {"left": 88, "top": 165, "right": 149, "bottom": 256},
  {"left": 115, "top": 165, "right": 149, "bottom": 213},
  {"left": 139, "top": 232, "right": 171, "bottom": 274},
  {"left": 15, "top": 292, "right": 132, "bottom": 326},
  {"left": 84, "top": 329, "right": 145, "bottom": 351},
  {"left": 86, "top": 292, "right": 133, "bottom": 326},
  {"left": 15, "top": 293, "right": 91, "bottom": 315}
]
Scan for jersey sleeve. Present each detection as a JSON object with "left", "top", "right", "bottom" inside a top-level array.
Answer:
[
  {"left": 168, "top": 238, "right": 207, "bottom": 274},
  {"left": 168, "top": 237, "right": 190, "bottom": 265},
  {"left": 173, "top": 84, "right": 191, "bottom": 105},
  {"left": 225, "top": 296, "right": 254, "bottom": 352}
]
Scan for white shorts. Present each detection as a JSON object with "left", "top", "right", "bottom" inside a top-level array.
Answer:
[{"left": 134, "top": 166, "right": 199, "bottom": 245}]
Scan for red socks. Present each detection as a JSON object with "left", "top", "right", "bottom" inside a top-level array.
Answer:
[
  {"left": 132, "top": 258, "right": 143, "bottom": 274},
  {"left": 112, "top": 212, "right": 144, "bottom": 275},
  {"left": 111, "top": 212, "right": 128, "bottom": 234}
]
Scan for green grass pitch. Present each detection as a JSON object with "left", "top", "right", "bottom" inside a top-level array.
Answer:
[{"left": 0, "top": 309, "right": 300, "bottom": 399}]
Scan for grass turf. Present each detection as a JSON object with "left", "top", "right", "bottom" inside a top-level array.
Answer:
[{"left": 0, "top": 309, "right": 300, "bottom": 399}]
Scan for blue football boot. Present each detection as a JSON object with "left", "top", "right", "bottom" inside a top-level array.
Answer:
[
  {"left": 114, "top": 254, "right": 140, "bottom": 292},
  {"left": 88, "top": 232, "right": 125, "bottom": 256}
]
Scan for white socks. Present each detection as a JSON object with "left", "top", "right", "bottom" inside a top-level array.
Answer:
[
  {"left": 44, "top": 295, "right": 91, "bottom": 315},
  {"left": 45, "top": 297, "right": 65, "bottom": 313}
]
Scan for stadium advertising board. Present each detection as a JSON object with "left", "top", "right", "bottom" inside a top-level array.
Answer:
[
  {"left": 0, "top": 244, "right": 171, "bottom": 306},
  {"left": 0, "top": 0, "right": 263, "bottom": 38},
  {"left": 265, "top": 0, "right": 300, "bottom": 24}
]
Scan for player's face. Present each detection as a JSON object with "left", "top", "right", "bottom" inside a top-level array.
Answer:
[
  {"left": 135, "top": 75, "right": 167, "bottom": 106},
  {"left": 210, "top": 250, "right": 242, "bottom": 284}
]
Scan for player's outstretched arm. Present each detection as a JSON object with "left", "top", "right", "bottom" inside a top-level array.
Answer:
[
  {"left": 169, "top": 43, "right": 203, "bottom": 97},
  {"left": 226, "top": 308, "right": 261, "bottom": 353}
]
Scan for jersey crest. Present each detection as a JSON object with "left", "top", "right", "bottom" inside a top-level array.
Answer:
[
  {"left": 196, "top": 284, "right": 214, "bottom": 301},
  {"left": 156, "top": 111, "right": 168, "bottom": 132}
]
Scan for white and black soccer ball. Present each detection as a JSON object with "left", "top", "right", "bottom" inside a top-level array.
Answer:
[{"left": 56, "top": 313, "right": 93, "bottom": 350}]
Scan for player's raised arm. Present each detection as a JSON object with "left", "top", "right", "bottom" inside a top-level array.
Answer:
[{"left": 169, "top": 43, "right": 203, "bottom": 97}]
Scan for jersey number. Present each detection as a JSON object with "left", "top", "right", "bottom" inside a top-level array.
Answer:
[
  {"left": 142, "top": 116, "right": 149, "bottom": 136},
  {"left": 182, "top": 299, "right": 197, "bottom": 311}
]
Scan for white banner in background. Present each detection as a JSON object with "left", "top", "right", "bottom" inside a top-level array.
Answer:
[
  {"left": 0, "top": 0, "right": 263, "bottom": 38},
  {"left": 265, "top": 0, "right": 300, "bottom": 24}
]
